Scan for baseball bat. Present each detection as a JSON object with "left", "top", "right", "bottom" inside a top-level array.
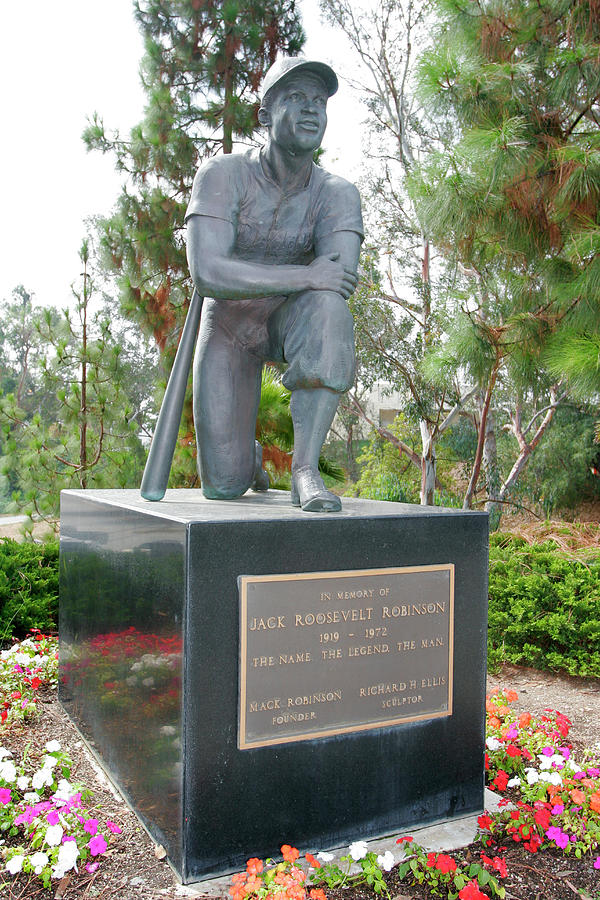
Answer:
[{"left": 140, "top": 288, "right": 204, "bottom": 501}]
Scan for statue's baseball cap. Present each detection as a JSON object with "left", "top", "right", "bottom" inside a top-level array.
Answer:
[{"left": 260, "top": 57, "right": 338, "bottom": 104}]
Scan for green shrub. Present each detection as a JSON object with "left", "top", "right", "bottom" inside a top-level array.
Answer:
[
  {"left": 488, "top": 533, "right": 600, "bottom": 677},
  {"left": 0, "top": 538, "right": 59, "bottom": 639}
]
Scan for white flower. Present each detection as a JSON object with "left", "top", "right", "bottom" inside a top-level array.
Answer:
[
  {"left": 45, "top": 740, "right": 61, "bottom": 753},
  {"left": 16, "top": 776, "right": 30, "bottom": 790},
  {"left": 24, "top": 791, "right": 41, "bottom": 802},
  {"left": 0, "top": 761, "right": 17, "bottom": 783},
  {"left": 160, "top": 725, "right": 177, "bottom": 736},
  {"left": 142, "top": 677, "right": 155, "bottom": 688},
  {"left": 41, "top": 755, "right": 58, "bottom": 770},
  {"left": 6, "top": 854, "right": 24, "bottom": 874},
  {"left": 540, "top": 771, "right": 562, "bottom": 786},
  {"left": 52, "top": 779, "right": 73, "bottom": 804},
  {"left": 317, "top": 851, "right": 334, "bottom": 862},
  {"left": 45, "top": 824, "right": 64, "bottom": 847},
  {"left": 525, "top": 768, "right": 539, "bottom": 785},
  {"left": 486, "top": 737, "right": 502, "bottom": 751},
  {"left": 507, "top": 776, "right": 521, "bottom": 787},
  {"left": 29, "top": 851, "right": 49, "bottom": 874},
  {"left": 0, "top": 747, "right": 12, "bottom": 760},
  {"left": 51, "top": 841, "right": 79, "bottom": 879},
  {"left": 32, "top": 768, "right": 54, "bottom": 791},
  {"left": 376, "top": 851, "right": 395, "bottom": 872},
  {"left": 349, "top": 841, "right": 368, "bottom": 861}
]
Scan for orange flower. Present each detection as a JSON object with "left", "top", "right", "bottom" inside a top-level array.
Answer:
[
  {"left": 246, "top": 858, "right": 263, "bottom": 876},
  {"left": 570, "top": 790, "right": 586, "bottom": 805},
  {"left": 518, "top": 712, "right": 532, "bottom": 728},
  {"left": 305, "top": 853, "right": 321, "bottom": 869},
  {"left": 281, "top": 845, "right": 300, "bottom": 863},
  {"left": 506, "top": 690, "right": 518, "bottom": 702},
  {"left": 309, "top": 891, "right": 327, "bottom": 900},
  {"left": 488, "top": 716, "right": 501, "bottom": 729},
  {"left": 589, "top": 792, "right": 600, "bottom": 814}
]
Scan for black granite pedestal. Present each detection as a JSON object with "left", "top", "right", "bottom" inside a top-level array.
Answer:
[{"left": 59, "top": 489, "right": 488, "bottom": 883}]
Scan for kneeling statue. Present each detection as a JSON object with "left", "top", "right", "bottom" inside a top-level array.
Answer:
[{"left": 186, "top": 56, "right": 363, "bottom": 512}]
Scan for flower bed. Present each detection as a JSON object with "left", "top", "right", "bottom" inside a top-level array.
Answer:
[{"left": 1, "top": 636, "right": 599, "bottom": 898}]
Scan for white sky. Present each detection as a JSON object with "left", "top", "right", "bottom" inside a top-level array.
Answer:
[{"left": 0, "top": 0, "right": 368, "bottom": 308}]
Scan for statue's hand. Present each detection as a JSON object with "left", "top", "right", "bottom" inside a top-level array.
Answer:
[{"left": 307, "top": 253, "right": 358, "bottom": 299}]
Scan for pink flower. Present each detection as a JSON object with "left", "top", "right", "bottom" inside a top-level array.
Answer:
[
  {"left": 84, "top": 818, "right": 99, "bottom": 836},
  {"left": 86, "top": 861, "right": 99, "bottom": 873},
  {"left": 551, "top": 803, "right": 565, "bottom": 815},
  {"left": 88, "top": 834, "right": 107, "bottom": 857},
  {"left": 594, "top": 857, "right": 600, "bottom": 870},
  {"left": 0, "top": 788, "right": 12, "bottom": 805},
  {"left": 542, "top": 747, "right": 553, "bottom": 757},
  {"left": 47, "top": 810, "right": 60, "bottom": 825},
  {"left": 106, "top": 820, "right": 122, "bottom": 834}
]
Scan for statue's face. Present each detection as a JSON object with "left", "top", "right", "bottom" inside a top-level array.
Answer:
[{"left": 266, "top": 72, "right": 328, "bottom": 154}]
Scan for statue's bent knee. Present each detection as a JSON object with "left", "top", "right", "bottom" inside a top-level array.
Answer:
[{"left": 283, "top": 290, "right": 355, "bottom": 392}]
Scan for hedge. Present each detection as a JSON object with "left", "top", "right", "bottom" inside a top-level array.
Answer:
[
  {"left": 488, "top": 533, "right": 600, "bottom": 677},
  {"left": 0, "top": 538, "right": 59, "bottom": 639}
]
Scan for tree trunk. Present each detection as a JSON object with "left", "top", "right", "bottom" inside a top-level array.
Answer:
[
  {"left": 498, "top": 390, "right": 561, "bottom": 503},
  {"left": 222, "top": 26, "right": 235, "bottom": 154},
  {"left": 79, "top": 259, "right": 89, "bottom": 489},
  {"left": 420, "top": 419, "right": 436, "bottom": 505},
  {"left": 463, "top": 362, "right": 499, "bottom": 509},
  {"left": 482, "top": 402, "right": 501, "bottom": 530}
]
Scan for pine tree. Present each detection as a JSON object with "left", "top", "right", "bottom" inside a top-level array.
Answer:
[
  {"left": 0, "top": 243, "right": 151, "bottom": 531},
  {"left": 411, "top": 0, "right": 600, "bottom": 514},
  {"left": 84, "top": 1, "right": 304, "bottom": 484}
]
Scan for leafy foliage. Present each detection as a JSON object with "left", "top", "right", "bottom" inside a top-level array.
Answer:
[
  {"left": 0, "top": 540, "right": 58, "bottom": 640},
  {"left": 488, "top": 534, "right": 600, "bottom": 676},
  {"left": 0, "top": 244, "right": 153, "bottom": 528}
]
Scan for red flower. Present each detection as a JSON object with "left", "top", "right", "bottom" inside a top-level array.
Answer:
[
  {"left": 493, "top": 770, "right": 509, "bottom": 791},
  {"left": 524, "top": 834, "right": 543, "bottom": 853},
  {"left": 484, "top": 753, "right": 490, "bottom": 771},
  {"left": 477, "top": 814, "right": 493, "bottom": 831},
  {"left": 246, "top": 858, "right": 263, "bottom": 875},
  {"left": 305, "top": 853, "right": 321, "bottom": 869},
  {"left": 492, "top": 856, "right": 507, "bottom": 877},
  {"left": 30, "top": 677, "right": 41, "bottom": 691},
  {"left": 11, "top": 692, "right": 21, "bottom": 700},
  {"left": 396, "top": 836, "right": 413, "bottom": 844},
  {"left": 435, "top": 854, "right": 457, "bottom": 874},
  {"left": 458, "top": 879, "right": 488, "bottom": 899},
  {"left": 309, "top": 890, "right": 327, "bottom": 900},
  {"left": 0, "top": 710, "right": 6, "bottom": 724},
  {"left": 506, "top": 744, "right": 521, "bottom": 758},
  {"left": 534, "top": 808, "right": 551, "bottom": 830},
  {"left": 426, "top": 852, "right": 437, "bottom": 868},
  {"left": 281, "top": 845, "right": 300, "bottom": 863}
]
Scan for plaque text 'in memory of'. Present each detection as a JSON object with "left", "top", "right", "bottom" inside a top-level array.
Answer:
[{"left": 238, "top": 564, "right": 454, "bottom": 749}]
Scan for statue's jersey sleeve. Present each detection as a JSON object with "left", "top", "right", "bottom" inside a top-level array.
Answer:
[
  {"left": 314, "top": 176, "right": 364, "bottom": 243},
  {"left": 184, "top": 155, "right": 243, "bottom": 225}
]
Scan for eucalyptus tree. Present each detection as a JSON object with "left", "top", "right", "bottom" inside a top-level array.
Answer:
[{"left": 319, "top": 0, "right": 476, "bottom": 504}]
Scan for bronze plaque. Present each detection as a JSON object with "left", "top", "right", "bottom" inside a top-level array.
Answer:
[{"left": 238, "top": 564, "right": 454, "bottom": 749}]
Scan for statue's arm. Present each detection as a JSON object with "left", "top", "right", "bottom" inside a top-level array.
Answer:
[
  {"left": 187, "top": 215, "right": 358, "bottom": 301},
  {"left": 314, "top": 230, "right": 361, "bottom": 284}
]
